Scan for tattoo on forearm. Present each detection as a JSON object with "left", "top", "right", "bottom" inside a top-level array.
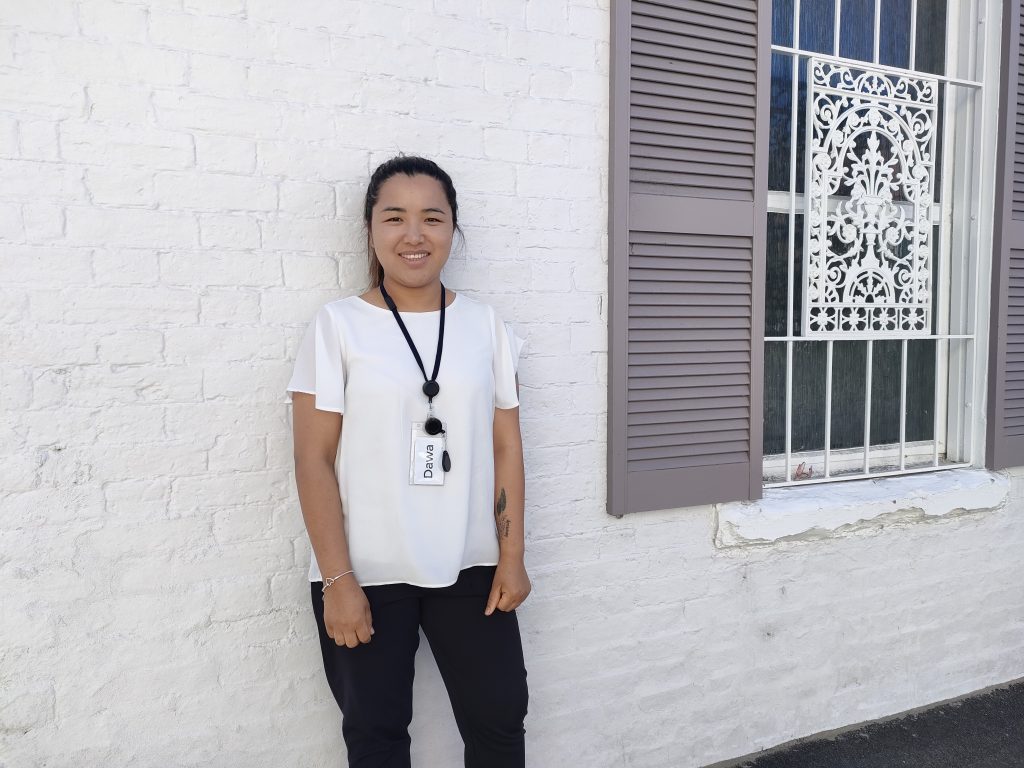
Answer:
[{"left": 495, "top": 488, "right": 510, "bottom": 539}]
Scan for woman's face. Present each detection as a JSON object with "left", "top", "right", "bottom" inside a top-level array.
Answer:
[{"left": 369, "top": 174, "right": 454, "bottom": 291}]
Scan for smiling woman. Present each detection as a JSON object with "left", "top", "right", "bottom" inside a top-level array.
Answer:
[{"left": 287, "top": 156, "right": 530, "bottom": 768}]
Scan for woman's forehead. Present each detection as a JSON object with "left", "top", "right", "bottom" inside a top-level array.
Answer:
[{"left": 375, "top": 174, "right": 450, "bottom": 209}]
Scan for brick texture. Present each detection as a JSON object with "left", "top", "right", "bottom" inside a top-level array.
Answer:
[{"left": 2, "top": 1, "right": 1023, "bottom": 767}]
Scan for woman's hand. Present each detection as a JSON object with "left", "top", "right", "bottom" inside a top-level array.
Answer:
[
  {"left": 323, "top": 578, "right": 374, "bottom": 648},
  {"left": 484, "top": 557, "right": 532, "bottom": 615}
]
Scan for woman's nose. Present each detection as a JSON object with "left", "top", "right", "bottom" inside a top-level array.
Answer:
[{"left": 404, "top": 224, "right": 424, "bottom": 243}]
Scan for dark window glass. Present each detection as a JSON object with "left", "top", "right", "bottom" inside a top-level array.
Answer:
[
  {"left": 765, "top": 213, "right": 790, "bottom": 337},
  {"left": 840, "top": 0, "right": 874, "bottom": 62},
  {"left": 830, "top": 341, "right": 867, "bottom": 450},
  {"left": 769, "top": 52, "right": 794, "bottom": 191},
  {"left": 879, "top": 0, "right": 912, "bottom": 68},
  {"left": 773, "top": 0, "right": 795, "bottom": 47},
  {"left": 794, "top": 59, "right": 808, "bottom": 194},
  {"left": 914, "top": 0, "right": 947, "bottom": 75},
  {"left": 764, "top": 342, "right": 788, "bottom": 456},
  {"left": 791, "top": 214, "right": 805, "bottom": 335},
  {"left": 791, "top": 341, "right": 828, "bottom": 452},
  {"left": 869, "top": 340, "right": 902, "bottom": 445},
  {"left": 906, "top": 339, "right": 936, "bottom": 442},
  {"left": 799, "top": 0, "right": 836, "bottom": 55}
]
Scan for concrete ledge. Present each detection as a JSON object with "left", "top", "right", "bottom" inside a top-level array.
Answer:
[{"left": 714, "top": 468, "right": 1010, "bottom": 548}]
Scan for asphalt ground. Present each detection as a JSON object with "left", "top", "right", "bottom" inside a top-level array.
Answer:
[{"left": 708, "top": 680, "right": 1024, "bottom": 768}]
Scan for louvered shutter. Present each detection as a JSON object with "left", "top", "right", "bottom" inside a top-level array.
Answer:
[
  {"left": 609, "top": 0, "right": 768, "bottom": 515},
  {"left": 988, "top": 0, "right": 1024, "bottom": 469}
]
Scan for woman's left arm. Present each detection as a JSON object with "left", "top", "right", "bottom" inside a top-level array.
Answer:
[{"left": 485, "top": 403, "right": 531, "bottom": 615}]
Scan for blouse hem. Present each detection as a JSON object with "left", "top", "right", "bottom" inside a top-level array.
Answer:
[{"left": 309, "top": 560, "right": 500, "bottom": 588}]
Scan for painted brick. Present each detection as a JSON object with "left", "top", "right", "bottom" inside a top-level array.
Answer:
[
  {"left": 0, "top": 73, "right": 85, "bottom": 120},
  {"left": 154, "top": 172, "right": 278, "bottom": 212},
  {"left": 0, "top": 201, "right": 23, "bottom": 241},
  {"left": 279, "top": 181, "right": 335, "bottom": 218},
  {"left": 92, "top": 249, "right": 161, "bottom": 285},
  {"left": 79, "top": 0, "right": 149, "bottom": 41},
  {"left": 247, "top": 0, "right": 360, "bottom": 32},
  {"left": 18, "top": 119, "right": 60, "bottom": 161},
  {"left": 194, "top": 133, "right": 256, "bottom": 175},
  {"left": 86, "top": 83, "right": 153, "bottom": 125},
  {"left": 188, "top": 53, "right": 248, "bottom": 96},
  {"left": 20, "top": 201, "right": 62, "bottom": 243},
  {"left": 261, "top": 218, "right": 347, "bottom": 251},
  {"left": 152, "top": 91, "right": 283, "bottom": 137},
  {"left": 282, "top": 254, "right": 341, "bottom": 289},
  {"left": 0, "top": 159, "right": 84, "bottom": 201},
  {"left": 270, "top": 26, "right": 332, "bottom": 67},
  {"left": 199, "top": 288, "right": 262, "bottom": 325},
  {"left": 66, "top": 207, "right": 198, "bottom": 248},
  {"left": 1, "top": 0, "right": 77, "bottom": 34},
  {"left": 61, "top": 122, "right": 195, "bottom": 169},
  {"left": 198, "top": 214, "right": 263, "bottom": 249},
  {"left": 149, "top": 11, "right": 276, "bottom": 59},
  {"left": 85, "top": 166, "right": 156, "bottom": 206}
]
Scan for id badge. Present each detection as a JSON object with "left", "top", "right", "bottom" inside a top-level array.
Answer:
[{"left": 409, "top": 422, "right": 445, "bottom": 486}]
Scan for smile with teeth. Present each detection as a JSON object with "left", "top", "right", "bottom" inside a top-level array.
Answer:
[{"left": 400, "top": 251, "right": 429, "bottom": 262}]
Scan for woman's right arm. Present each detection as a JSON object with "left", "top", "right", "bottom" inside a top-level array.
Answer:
[{"left": 292, "top": 392, "right": 373, "bottom": 648}]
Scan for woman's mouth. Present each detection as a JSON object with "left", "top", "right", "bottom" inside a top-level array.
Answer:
[{"left": 400, "top": 251, "right": 429, "bottom": 262}]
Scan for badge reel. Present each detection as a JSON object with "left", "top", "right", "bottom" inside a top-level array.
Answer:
[{"left": 409, "top": 406, "right": 451, "bottom": 486}]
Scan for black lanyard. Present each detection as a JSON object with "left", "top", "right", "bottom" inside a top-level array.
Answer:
[
  {"left": 379, "top": 281, "right": 452, "bottom": 473},
  {"left": 378, "top": 281, "right": 446, "bottom": 402}
]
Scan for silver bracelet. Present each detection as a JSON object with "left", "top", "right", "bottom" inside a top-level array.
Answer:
[{"left": 322, "top": 570, "right": 354, "bottom": 593}]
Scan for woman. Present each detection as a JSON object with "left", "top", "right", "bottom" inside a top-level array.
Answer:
[{"left": 287, "top": 155, "right": 530, "bottom": 768}]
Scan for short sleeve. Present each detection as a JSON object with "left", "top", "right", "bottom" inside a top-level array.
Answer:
[
  {"left": 493, "top": 310, "right": 525, "bottom": 410},
  {"left": 285, "top": 305, "right": 346, "bottom": 413}
]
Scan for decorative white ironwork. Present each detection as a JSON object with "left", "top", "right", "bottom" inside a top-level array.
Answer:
[{"left": 803, "top": 59, "right": 938, "bottom": 337}]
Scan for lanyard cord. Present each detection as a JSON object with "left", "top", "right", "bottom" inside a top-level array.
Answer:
[{"left": 378, "top": 281, "right": 446, "bottom": 402}]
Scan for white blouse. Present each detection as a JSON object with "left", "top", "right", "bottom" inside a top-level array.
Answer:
[{"left": 286, "top": 293, "right": 524, "bottom": 587}]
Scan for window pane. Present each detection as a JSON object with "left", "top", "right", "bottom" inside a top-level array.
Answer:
[
  {"left": 906, "top": 339, "right": 936, "bottom": 442},
  {"left": 769, "top": 52, "right": 794, "bottom": 191},
  {"left": 773, "top": 0, "right": 795, "bottom": 47},
  {"left": 869, "top": 340, "right": 901, "bottom": 446},
  {"left": 764, "top": 341, "right": 787, "bottom": 455},
  {"left": 839, "top": 0, "right": 874, "bottom": 62},
  {"left": 799, "top": 0, "right": 836, "bottom": 55},
  {"left": 914, "top": 0, "right": 947, "bottom": 75},
  {"left": 792, "top": 341, "right": 827, "bottom": 453},
  {"left": 765, "top": 213, "right": 790, "bottom": 337},
  {"left": 795, "top": 61, "right": 808, "bottom": 194},
  {"left": 830, "top": 341, "right": 867, "bottom": 450},
  {"left": 792, "top": 214, "right": 804, "bottom": 336},
  {"left": 879, "top": 0, "right": 912, "bottom": 68}
]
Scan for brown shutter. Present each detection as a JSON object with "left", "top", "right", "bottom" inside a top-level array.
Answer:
[
  {"left": 609, "top": 0, "right": 768, "bottom": 515},
  {"left": 988, "top": 0, "right": 1024, "bottom": 470}
]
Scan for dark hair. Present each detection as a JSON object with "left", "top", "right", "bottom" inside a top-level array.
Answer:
[{"left": 363, "top": 155, "right": 459, "bottom": 288}]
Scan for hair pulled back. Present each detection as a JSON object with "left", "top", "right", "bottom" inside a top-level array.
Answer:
[{"left": 363, "top": 155, "right": 459, "bottom": 288}]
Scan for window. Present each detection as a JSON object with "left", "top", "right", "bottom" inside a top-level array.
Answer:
[
  {"left": 608, "top": 0, "right": 1024, "bottom": 516},
  {"left": 763, "top": 0, "right": 991, "bottom": 486}
]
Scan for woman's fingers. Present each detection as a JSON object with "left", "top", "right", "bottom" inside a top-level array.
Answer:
[{"left": 484, "top": 583, "right": 502, "bottom": 616}]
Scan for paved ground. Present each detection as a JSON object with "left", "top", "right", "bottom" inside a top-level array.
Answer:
[{"left": 709, "top": 680, "right": 1024, "bottom": 768}]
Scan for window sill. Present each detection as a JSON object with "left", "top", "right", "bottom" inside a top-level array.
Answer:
[{"left": 714, "top": 468, "right": 1010, "bottom": 548}]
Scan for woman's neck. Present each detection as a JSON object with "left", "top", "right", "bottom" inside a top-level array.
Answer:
[{"left": 379, "top": 277, "right": 445, "bottom": 312}]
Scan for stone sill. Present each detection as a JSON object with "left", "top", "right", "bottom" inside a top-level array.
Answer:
[{"left": 714, "top": 468, "right": 1010, "bottom": 548}]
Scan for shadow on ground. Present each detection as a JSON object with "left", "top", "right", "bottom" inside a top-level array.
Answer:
[{"left": 709, "top": 680, "right": 1024, "bottom": 768}]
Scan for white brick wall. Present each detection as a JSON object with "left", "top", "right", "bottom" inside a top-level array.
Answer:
[{"left": 2, "top": 2, "right": 1022, "bottom": 767}]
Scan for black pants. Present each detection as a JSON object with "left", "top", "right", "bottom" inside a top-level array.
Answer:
[{"left": 311, "top": 566, "right": 528, "bottom": 768}]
